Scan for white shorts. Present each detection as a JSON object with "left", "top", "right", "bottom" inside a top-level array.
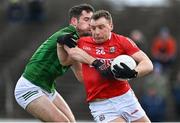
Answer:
[
  {"left": 89, "top": 89, "right": 146, "bottom": 122},
  {"left": 14, "top": 76, "right": 57, "bottom": 109}
]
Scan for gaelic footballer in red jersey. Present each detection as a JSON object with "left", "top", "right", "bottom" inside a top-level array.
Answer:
[
  {"left": 77, "top": 33, "right": 140, "bottom": 102},
  {"left": 57, "top": 10, "right": 153, "bottom": 123},
  {"left": 76, "top": 10, "right": 153, "bottom": 122}
]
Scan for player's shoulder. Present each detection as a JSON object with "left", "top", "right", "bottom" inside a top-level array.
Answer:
[
  {"left": 111, "top": 32, "right": 128, "bottom": 41},
  {"left": 56, "top": 25, "right": 76, "bottom": 35},
  {"left": 61, "top": 25, "right": 76, "bottom": 31}
]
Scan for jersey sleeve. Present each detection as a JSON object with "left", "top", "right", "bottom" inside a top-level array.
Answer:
[{"left": 120, "top": 36, "right": 140, "bottom": 55}]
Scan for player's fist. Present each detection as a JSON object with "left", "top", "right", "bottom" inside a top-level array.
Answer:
[
  {"left": 57, "top": 32, "right": 78, "bottom": 48},
  {"left": 92, "top": 59, "right": 113, "bottom": 78},
  {"left": 112, "top": 63, "right": 138, "bottom": 79}
]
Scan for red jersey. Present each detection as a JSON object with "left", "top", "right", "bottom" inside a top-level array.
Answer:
[
  {"left": 78, "top": 32, "right": 140, "bottom": 102},
  {"left": 151, "top": 36, "right": 177, "bottom": 58}
]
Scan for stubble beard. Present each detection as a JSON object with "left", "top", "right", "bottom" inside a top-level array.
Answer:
[{"left": 78, "top": 29, "right": 92, "bottom": 37}]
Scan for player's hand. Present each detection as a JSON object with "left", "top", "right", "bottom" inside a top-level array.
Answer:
[
  {"left": 112, "top": 63, "right": 138, "bottom": 79},
  {"left": 57, "top": 32, "right": 78, "bottom": 48},
  {"left": 92, "top": 59, "right": 113, "bottom": 78}
]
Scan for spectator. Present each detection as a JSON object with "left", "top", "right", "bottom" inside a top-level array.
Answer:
[
  {"left": 130, "top": 29, "right": 148, "bottom": 53},
  {"left": 140, "top": 86, "right": 166, "bottom": 122},
  {"left": 143, "top": 63, "right": 169, "bottom": 99},
  {"left": 151, "top": 27, "right": 177, "bottom": 71},
  {"left": 26, "top": 0, "right": 46, "bottom": 22},
  {"left": 7, "top": 0, "right": 25, "bottom": 22},
  {"left": 140, "top": 64, "right": 169, "bottom": 121}
]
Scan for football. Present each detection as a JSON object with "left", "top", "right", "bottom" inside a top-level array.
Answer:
[{"left": 111, "top": 55, "right": 137, "bottom": 80}]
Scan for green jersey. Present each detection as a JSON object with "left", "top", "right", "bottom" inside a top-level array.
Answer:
[{"left": 23, "top": 25, "right": 79, "bottom": 93}]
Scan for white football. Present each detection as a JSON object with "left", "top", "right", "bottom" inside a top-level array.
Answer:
[{"left": 111, "top": 55, "right": 137, "bottom": 80}]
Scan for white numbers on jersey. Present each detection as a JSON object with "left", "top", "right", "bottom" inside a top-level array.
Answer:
[{"left": 96, "top": 47, "right": 105, "bottom": 55}]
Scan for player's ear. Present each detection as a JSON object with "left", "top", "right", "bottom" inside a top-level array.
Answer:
[
  {"left": 70, "top": 17, "right": 78, "bottom": 26},
  {"left": 110, "top": 22, "right": 113, "bottom": 31}
]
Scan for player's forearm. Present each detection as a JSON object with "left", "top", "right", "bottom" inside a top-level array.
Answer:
[
  {"left": 132, "top": 51, "right": 153, "bottom": 77},
  {"left": 65, "top": 47, "right": 96, "bottom": 65},
  {"left": 71, "top": 62, "right": 83, "bottom": 83},
  {"left": 135, "top": 59, "right": 153, "bottom": 77},
  {"left": 57, "top": 44, "right": 74, "bottom": 66}
]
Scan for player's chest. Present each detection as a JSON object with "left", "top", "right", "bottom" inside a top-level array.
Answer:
[{"left": 82, "top": 43, "right": 124, "bottom": 58}]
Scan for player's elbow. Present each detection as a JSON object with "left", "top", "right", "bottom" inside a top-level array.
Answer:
[
  {"left": 146, "top": 60, "right": 154, "bottom": 73},
  {"left": 76, "top": 76, "right": 84, "bottom": 83},
  {"left": 60, "top": 60, "right": 70, "bottom": 66},
  {"left": 57, "top": 55, "right": 71, "bottom": 66}
]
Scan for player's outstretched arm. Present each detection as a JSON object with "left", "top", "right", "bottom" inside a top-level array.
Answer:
[
  {"left": 66, "top": 46, "right": 113, "bottom": 78},
  {"left": 64, "top": 46, "right": 96, "bottom": 65}
]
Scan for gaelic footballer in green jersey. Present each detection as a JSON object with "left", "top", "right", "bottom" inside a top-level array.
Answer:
[
  {"left": 14, "top": 3, "right": 94, "bottom": 122},
  {"left": 23, "top": 25, "right": 79, "bottom": 93}
]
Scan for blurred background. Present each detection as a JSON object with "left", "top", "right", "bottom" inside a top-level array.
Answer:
[{"left": 0, "top": 0, "right": 180, "bottom": 122}]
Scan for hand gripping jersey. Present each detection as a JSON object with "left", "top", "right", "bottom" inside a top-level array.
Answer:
[
  {"left": 23, "top": 25, "right": 79, "bottom": 93},
  {"left": 78, "top": 32, "right": 140, "bottom": 102}
]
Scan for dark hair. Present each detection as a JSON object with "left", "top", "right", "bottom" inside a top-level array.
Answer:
[
  {"left": 69, "top": 4, "right": 94, "bottom": 20},
  {"left": 91, "top": 10, "right": 112, "bottom": 23}
]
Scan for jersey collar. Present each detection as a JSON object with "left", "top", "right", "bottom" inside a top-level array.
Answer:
[{"left": 109, "top": 32, "right": 112, "bottom": 40}]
